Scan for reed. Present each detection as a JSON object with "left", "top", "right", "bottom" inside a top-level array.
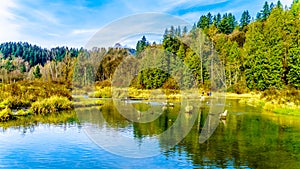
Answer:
[{"left": 31, "top": 96, "right": 73, "bottom": 115}]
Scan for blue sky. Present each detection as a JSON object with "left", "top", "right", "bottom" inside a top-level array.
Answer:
[{"left": 0, "top": 0, "right": 294, "bottom": 48}]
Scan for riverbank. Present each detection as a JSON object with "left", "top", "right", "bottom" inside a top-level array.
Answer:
[
  {"left": 238, "top": 88, "right": 300, "bottom": 115},
  {"left": 89, "top": 87, "right": 300, "bottom": 115},
  {"left": 0, "top": 81, "right": 74, "bottom": 122},
  {"left": 1, "top": 81, "right": 299, "bottom": 122}
]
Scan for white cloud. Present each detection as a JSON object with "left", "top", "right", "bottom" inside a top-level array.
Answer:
[
  {"left": 120, "top": 0, "right": 229, "bottom": 13},
  {"left": 0, "top": 0, "right": 296, "bottom": 49},
  {"left": 278, "top": 0, "right": 294, "bottom": 7},
  {"left": 31, "top": 9, "right": 60, "bottom": 25},
  {"left": 85, "top": 13, "right": 191, "bottom": 49},
  {"left": 71, "top": 28, "right": 98, "bottom": 35},
  {"left": 0, "top": 0, "right": 21, "bottom": 42},
  {"left": 162, "top": 0, "right": 229, "bottom": 11}
]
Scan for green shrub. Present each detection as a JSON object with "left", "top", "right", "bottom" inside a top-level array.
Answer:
[{"left": 31, "top": 96, "right": 73, "bottom": 115}]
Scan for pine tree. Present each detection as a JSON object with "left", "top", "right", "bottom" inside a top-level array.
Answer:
[
  {"left": 182, "top": 26, "right": 188, "bottom": 36},
  {"left": 244, "top": 22, "right": 265, "bottom": 90},
  {"left": 219, "top": 14, "right": 233, "bottom": 34},
  {"left": 136, "top": 36, "right": 149, "bottom": 56},
  {"left": 287, "top": 0, "right": 300, "bottom": 88},
  {"left": 213, "top": 13, "right": 222, "bottom": 27},
  {"left": 240, "top": 10, "right": 251, "bottom": 29},
  {"left": 33, "top": 65, "right": 42, "bottom": 79},
  {"left": 197, "top": 15, "right": 209, "bottom": 29},
  {"left": 261, "top": 1, "right": 271, "bottom": 21},
  {"left": 277, "top": 0, "right": 283, "bottom": 9},
  {"left": 207, "top": 12, "right": 213, "bottom": 26}
]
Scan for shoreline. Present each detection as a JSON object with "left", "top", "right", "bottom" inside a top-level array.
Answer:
[{"left": 1, "top": 81, "right": 299, "bottom": 122}]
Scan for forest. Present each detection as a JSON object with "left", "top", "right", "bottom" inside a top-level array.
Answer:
[
  {"left": 0, "top": 0, "right": 299, "bottom": 121},
  {"left": 0, "top": 1, "right": 299, "bottom": 91}
]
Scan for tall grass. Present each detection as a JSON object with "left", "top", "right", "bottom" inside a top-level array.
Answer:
[
  {"left": 238, "top": 87, "right": 300, "bottom": 115},
  {"left": 0, "top": 81, "right": 74, "bottom": 121},
  {"left": 91, "top": 87, "right": 186, "bottom": 100},
  {"left": 0, "top": 81, "right": 72, "bottom": 110},
  {"left": 31, "top": 96, "right": 73, "bottom": 115}
]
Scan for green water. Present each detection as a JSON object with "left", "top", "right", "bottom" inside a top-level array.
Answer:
[{"left": 76, "top": 99, "right": 300, "bottom": 168}]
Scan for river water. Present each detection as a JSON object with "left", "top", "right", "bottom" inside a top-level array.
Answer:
[{"left": 0, "top": 99, "right": 300, "bottom": 168}]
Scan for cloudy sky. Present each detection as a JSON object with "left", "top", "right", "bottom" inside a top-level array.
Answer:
[{"left": 0, "top": 0, "right": 294, "bottom": 48}]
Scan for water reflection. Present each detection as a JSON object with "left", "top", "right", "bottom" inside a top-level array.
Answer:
[
  {"left": 1, "top": 99, "right": 300, "bottom": 168},
  {"left": 77, "top": 99, "right": 300, "bottom": 168},
  {"left": 0, "top": 110, "right": 79, "bottom": 132},
  {"left": 77, "top": 99, "right": 201, "bottom": 158}
]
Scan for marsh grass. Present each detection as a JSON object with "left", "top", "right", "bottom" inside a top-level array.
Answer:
[
  {"left": 0, "top": 81, "right": 74, "bottom": 122},
  {"left": 238, "top": 87, "right": 300, "bottom": 115},
  {"left": 31, "top": 96, "right": 73, "bottom": 115},
  {"left": 90, "top": 87, "right": 202, "bottom": 100},
  {"left": 0, "top": 96, "right": 31, "bottom": 109},
  {"left": 73, "top": 96, "right": 106, "bottom": 108},
  {"left": 0, "top": 81, "right": 72, "bottom": 109},
  {"left": 91, "top": 87, "right": 112, "bottom": 98}
]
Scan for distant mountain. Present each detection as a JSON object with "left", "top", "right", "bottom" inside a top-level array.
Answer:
[{"left": 114, "top": 43, "right": 136, "bottom": 55}]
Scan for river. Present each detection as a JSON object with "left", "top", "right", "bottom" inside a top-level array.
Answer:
[{"left": 0, "top": 99, "right": 300, "bottom": 168}]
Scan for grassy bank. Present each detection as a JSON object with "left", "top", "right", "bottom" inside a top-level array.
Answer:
[
  {"left": 1, "top": 80, "right": 299, "bottom": 122},
  {"left": 238, "top": 88, "right": 300, "bottom": 115},
  {"left": 0, "top": 81, "right": 73, "bottom": 122},
  {"left": 89, "top": 86, "right": 300, "bottom": 116},
  {"left": 90, "top": 87, "right": 212, "bottom": 100}
]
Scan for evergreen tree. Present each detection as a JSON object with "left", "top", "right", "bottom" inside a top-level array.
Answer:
[
  {"left": 213, "top": 13, "right": 222, "bottom": 27},
  {"left": 261, "top": 1, "right": 271, "bottom": 21},
  {"left": 228, "top": 13, "right": 237, "bottom": 32},
  {"left": 182, "top": 26, "right": 188, "bottom": 36},
  {"left": 33, "top": 65, "right": 42, "bottom": 79},
  {"left": 287, "top": 48, "right": 300, "bottom": 88},
  {"left": 240, "top": 10, "right": 251, "bottom": 29},
  {"left": 287, "top": 0, "right": 300, "bottom": 88},
  {"left": 197, "top": 15, "right": 209, "bottom": 29},
  {"left": 277, "top": 0, "right": 283, "bottom": 9},
  {"left": 20, "top": 63, "right": 26, "bottom": 73},
  {"left": 218, "top": 13, "right": 236, "bottom": 34},
  {"left": 256, "top": 12, "right": 263, "bottom": 21},
  {"left": 136, "top": 36, "right": 149, "bottom": 56},
  {"left": 207, "top": 12, "right": 213, "bottom": 26}
]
